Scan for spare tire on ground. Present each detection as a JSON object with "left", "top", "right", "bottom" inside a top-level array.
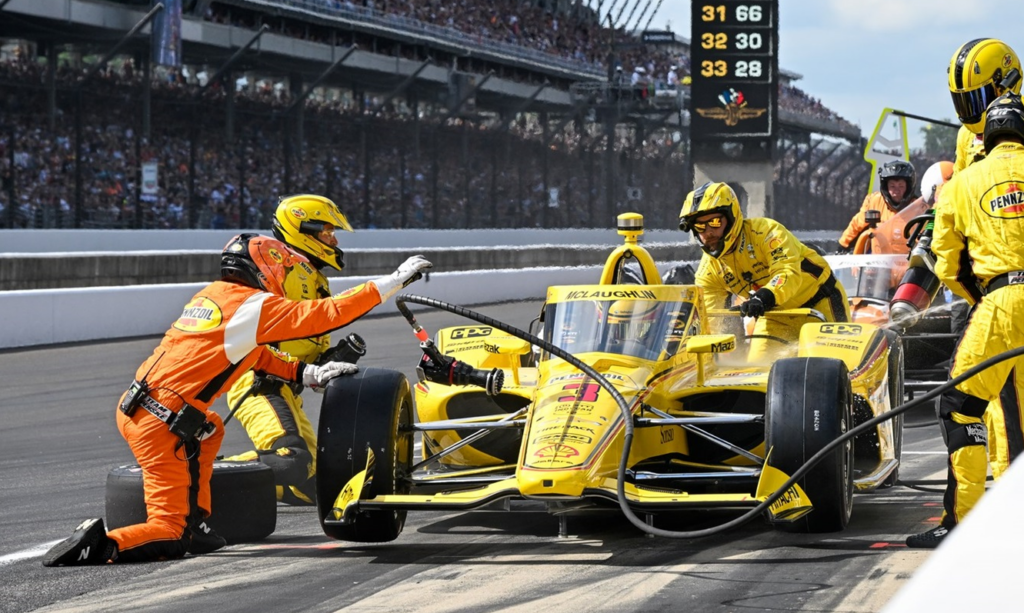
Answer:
[{"left": 105, "top": 460, "right": 277, "bottom": 544}]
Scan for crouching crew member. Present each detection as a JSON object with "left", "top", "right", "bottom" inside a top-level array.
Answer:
[{"left": 42, "top": 234, "right": 431, "bottom": 566}]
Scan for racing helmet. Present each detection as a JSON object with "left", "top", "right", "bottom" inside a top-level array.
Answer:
[
  {"left": 919, "top": 161, "right": 954, "bottom": 206},
  {"left": 878, "top": 160, "right": 916, "bottom": 211},
  {"left": 221, "top": 233, "right": 307, "bottom": 297},
  {"left": 983, "top": 92, "right": 1024, "bottom": 152},
  {"left": 605, "top": 300, "right": 662, "bottom": 347},
  {"left": 948, "top": 38, "right": 1022, "bottom": 133},
  {"left": 678, "top": 182, "right": 743, "bottom": 258},
  {"left": 272, "top": 194, "right": 353, "bottom": 271}
]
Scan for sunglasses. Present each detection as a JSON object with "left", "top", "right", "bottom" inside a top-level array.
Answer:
[{"left": 691, "top": 216, "right": 725, "bottom": 232}]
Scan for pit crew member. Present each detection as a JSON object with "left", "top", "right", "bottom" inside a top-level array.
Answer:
[
  {"left": 837, "top": 160, "right": 916, "bottom": 253},
  {"left": 42, "top": 234, "right": 431, "bottom": 566}
]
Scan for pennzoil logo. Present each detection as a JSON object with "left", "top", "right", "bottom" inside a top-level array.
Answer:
[
  {"left": 173, "top": 297, "right": 223, "bottom": 332},
  {"left": 820, "top": 323, "right": 862, "bottom": 335},
  {"left": 696, "top": 88, "right": 767, "bottom": 127},
  {"left": 267, "top": 248, "right": 283, "bottom": 264},
  {"left": 290, "top": 207, "right": 307, "bottom": 219},
  {"left": 451, "top": 327, "right": 492, "bottom": 339},
  {"left": 983, "top": 182, "right": 1024, "bottom": 218}
]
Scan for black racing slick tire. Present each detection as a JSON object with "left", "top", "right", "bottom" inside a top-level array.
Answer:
[
  {"left": 105, "top": 460, "right": 276, "bottom": 544},
  {"left": 316, "top": 368, "right": 413, "bottom": 543},
  {"left": 765, "top": 357, "right": 854, "bottom": 533}
]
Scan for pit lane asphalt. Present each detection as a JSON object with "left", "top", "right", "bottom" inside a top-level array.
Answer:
[{"left": 0, "top": 301, "right": 950, "bottom": 613}]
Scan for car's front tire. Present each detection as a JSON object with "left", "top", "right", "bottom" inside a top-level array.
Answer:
[
  {"left": 316, "top": 368, "right": 413, "bottom": 542},
  {"left": 765, "top": 357, "right": 854, "bottom": 533}
]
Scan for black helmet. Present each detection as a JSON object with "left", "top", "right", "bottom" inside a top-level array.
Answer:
[
  {"left": 878, "top": 160, "right": 916, "bottom": 211},
  {"left": 221, "top": 233, "right": 306, "bottom": 296},
  {"left": 984, "top": 92, "right": 1024, "bottom": 152}
]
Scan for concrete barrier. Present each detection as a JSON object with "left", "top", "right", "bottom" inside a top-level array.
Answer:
[{"left": 2, "top": 263, "right": 663, "bottom": 349}]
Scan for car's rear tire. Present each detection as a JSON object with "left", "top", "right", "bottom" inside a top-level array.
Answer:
[
  {"left": 765, "top": 357, "right": 854, "bottom": 533},
  {"left": 316, "top": 368, "right": 413, "bottom": 542},
  {"left": 105, "top": 460, "right": 276, "bottom": 544}
]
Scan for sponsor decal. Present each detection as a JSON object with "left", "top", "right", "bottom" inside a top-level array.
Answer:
[
  {"left": 710, "top": 340, "right": 735, "bottom": 352},
  {"left": 1003, "top": 53, "right": 1014, "bottom": 69},
  {"left": 533, "top": 433, "right": 593, "bottom": 445},
  {"left": 332, "top": 283, "right": 366, "bottom": 299},
  {"left": 267, "top": 248, "right": 283, "bottom": 264},
  {"left": 451, "top": 327, "right": 493, "bottom": 339},
  {"left": 820, "top": 323, "right": 863, "bottom": 335},
  {"left": 695, "top": 89, "right": 768, "bottom": 127},
  {"left": 533, "top": 444, "right": 580, "bottom": 459},
  {"left": 483, "top": 342, "right": 500, "bottom": 354},
  {"left": 983, "top": 182, "right": 1024, "bottom": 218},
  {"left": 767, "top": 235, "right": 783, "bottom": 251},
  {"left": 659, "top": 428, "right": 674, "bottom": 443},
  {"left": 965, "top": 423, "right": 988, "bottom": 444},
  {"left": 291, "top": 207, "right": 307, "bottom": 219},
  {"left": 565, "top": 289, "right": 657, "bottom": 300},
  {"left": 770, "top": 485, "right": 801, "bottom": 513},
  {"left": 768, "top": 274, "right": 786, "bottom": 289},
  {"left": 173, "top": 297, "right": 223, "bottom": 332}
]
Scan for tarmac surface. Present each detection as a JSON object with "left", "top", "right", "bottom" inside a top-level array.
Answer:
[{"left": 0, "top": 301, "right": 949, "bottom": 613}]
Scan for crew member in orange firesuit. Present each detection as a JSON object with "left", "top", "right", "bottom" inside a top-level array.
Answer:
[
  {"left": 41, "top": 234, "right": 431, "bottom": 566},
  {"left": 838, "top": 160, "right": 917, "bottom": 253}
]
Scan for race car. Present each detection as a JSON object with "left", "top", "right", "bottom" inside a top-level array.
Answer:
[{"left": 314, "top": 214, "right": 904, "bottom": 542}]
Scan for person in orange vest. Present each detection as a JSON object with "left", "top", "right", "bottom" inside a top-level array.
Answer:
[{"left": 838, "top": 160, "right": 916, "bottom": 253}]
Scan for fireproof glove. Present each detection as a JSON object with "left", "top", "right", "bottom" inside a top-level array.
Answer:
[
  {"left": 370, "top": 255, "right": 433, "bottom": 302},
  {"left": 739, "top": 288, "right": 776, "bottom": 319},
  {"left": 301, "top": 361, "right": 358, "bottom": 392}
]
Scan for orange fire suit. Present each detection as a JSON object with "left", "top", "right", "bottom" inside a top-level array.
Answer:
[
  {"left": 839, "top": 192, "right": 901, "bottom": 251},
  {"left": 931, "top": 141, "right": 1024, "bottom": 527},
  {"left": 223, "top": 259, "right": 332, "bottom": 505},
  {"left": 108, "top": 278, "right": 382, "bottom": 562},
  {"left": 696, "top": 217, "right": 850, "bottom": 358}
]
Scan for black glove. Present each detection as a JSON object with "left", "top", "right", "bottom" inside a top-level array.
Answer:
[
  {"left": 836, "top": 243, "right": 853, "bottom": 255},
  {"left": 739, "top": 289, "right": 776, "bottom": 319}
]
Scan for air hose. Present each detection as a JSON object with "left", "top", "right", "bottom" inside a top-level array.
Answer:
[{"left": 394, "top": 294, "right": 1024, "bottom": 539}]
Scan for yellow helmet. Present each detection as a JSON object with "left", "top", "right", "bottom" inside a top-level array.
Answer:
[
  {"left": 272, "top": 194, "right": 353, "bottom": 270},
  {"left": 678, "top": 182, "right": 743, "bottom": 258},
  {"left": 948, "top": 38, "right": 1022, "bottom": 134}
]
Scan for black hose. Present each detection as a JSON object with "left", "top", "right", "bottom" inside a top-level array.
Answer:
[{"left": 394, "top": 293, "right": 1024, "bottom": 539}]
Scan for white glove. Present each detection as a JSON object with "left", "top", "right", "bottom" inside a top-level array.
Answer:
[
  {"left": 302, "top": 361, "right": 358, "bottom": 392},
  {"left": 371, "top": 255, "right": 433, "bottom": 302}
]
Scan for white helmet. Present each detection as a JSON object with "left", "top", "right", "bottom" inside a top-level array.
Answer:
[{"left": 919, "top": 161, "right": 954, "bottom": 206}]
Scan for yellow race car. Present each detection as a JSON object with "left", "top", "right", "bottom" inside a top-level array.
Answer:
[{"left": 315, "top": 214, "right": 904, "bottom": 542}]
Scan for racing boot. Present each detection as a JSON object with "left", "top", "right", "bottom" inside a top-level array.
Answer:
[
  {"left": 42, "top": 518, "right": 118, "bottom": 567},
  {"left": 905, "top": 524, "right": 951, "bottom": 549},
  {"left": 188, "top": 515, "right": 226, "bottom": 555}
]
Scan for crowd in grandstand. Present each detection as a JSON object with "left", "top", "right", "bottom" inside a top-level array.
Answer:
[{"left": 1, "top": 0, "right": 861, "bottom": 230}]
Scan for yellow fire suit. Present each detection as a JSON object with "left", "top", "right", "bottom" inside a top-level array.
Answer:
[
  {"left": 953, "top": 124, "right": 1019, "bottom": 480},
  {"left": 932, "top": 141, "right": 1024, "bottom": 527},
  {"left": 224, "top": 259, "right": 333, "bottom": 505},
  {"left": 953, "top": 125, "right": 986, "bottom": 175},
  {"left": 696, "top": 217, "right": 850, "bottom": 356}
]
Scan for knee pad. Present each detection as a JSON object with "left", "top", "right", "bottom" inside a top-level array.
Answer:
[
  {"left": 258, "top": 445, "right": 313, "bottom": 485},
  {"left": 941, "top": 418, "right": 988, "bottom": 454},
  {"left": 939, "top": 387, "right": 988, "bottom": 420}
]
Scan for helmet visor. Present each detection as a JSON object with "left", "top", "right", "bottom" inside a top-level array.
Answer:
[
  {"left": 299, "top": 220, "right": 340, "bottom": 248},
  {"left": 690, "top": 215, "right": 726, "bottom": 233},
  {"left": 951, "top": 82, "right": 998, "bottom": 126}
]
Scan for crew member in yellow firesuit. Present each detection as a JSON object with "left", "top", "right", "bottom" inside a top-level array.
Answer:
[
  {"left": 905, "top": 93, "right": 1024, "bottom": 548},
  {"left": 222, "top": 194, "right": 354, "bottom": 506},
  {"left": 838, "top": 160, "right": 917, "bottom": 253},
  {"left": 679, "top": 182, "right": 850, "bottom": 353},
  {"left": 948, "top": 38, "right": 1024, "bottom": 483},
  {"left": 41, "top": 234, "right": 432, "bottom": 566}
]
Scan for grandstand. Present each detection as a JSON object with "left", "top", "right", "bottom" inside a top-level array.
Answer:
[{"left": 2, "top": 0, "right": 880, "bottom": 232}]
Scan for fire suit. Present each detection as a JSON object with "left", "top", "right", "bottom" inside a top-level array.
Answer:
[
  {"left": 223, "top": 259, "right": 331, "bottom": 505},
  {"left": 696, "top": 217, "right": 850, "bottom": 357},
  {"left": 109, "top": 278, "right": 383, "bottom": 562},
  {"left": 931, "top": 140, "right": 1024, "bottom": 527},
  {"left": 953, "top": 125, "right": 987, "bottom": 175},
  {"left": 838, "top": 192, "right": 901, "bottom": 252},
  {"left": 953, "top": 124, "right": 1018, "bottom": 480}
]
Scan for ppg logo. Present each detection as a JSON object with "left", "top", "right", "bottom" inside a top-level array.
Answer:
[
  {"left": 820, "top": 324, "right": 862, "bottom": 335},
  {"left": 451, "top": 327, "right": 493, "bottom": 339}
]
